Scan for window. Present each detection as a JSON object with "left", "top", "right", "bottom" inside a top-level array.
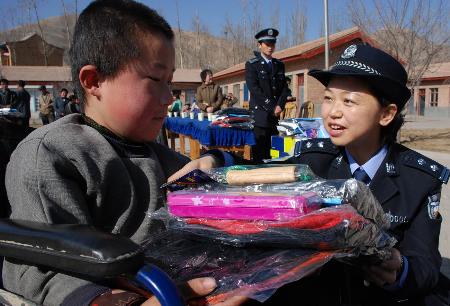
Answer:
[
  {"left": 233, "top": 84, "right": 240, "bottom": 100},
  {"left": 223, "top": 86, "right": 228, "bottom": 96},
  {"left": 430, "top": 88, "right": 438, "bottom": 107},
  {"left": 243, "top": 83, "right": 249, "bottom": 101}
]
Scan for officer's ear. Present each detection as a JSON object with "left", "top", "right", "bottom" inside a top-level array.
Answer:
[{"left": 379, "top": 103, "right": 397, "bottom": 127}]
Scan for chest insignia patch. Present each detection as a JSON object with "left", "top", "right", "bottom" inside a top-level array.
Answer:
[
  {"left": 386, "top": 211, "right": 408, "bottom": 224},
  {"left": 427, "top": 193, "right": 441, "bottom": 219}
]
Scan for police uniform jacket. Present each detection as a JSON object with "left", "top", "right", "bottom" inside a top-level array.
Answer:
[
  {"left": 245, "top": 52, "right": 289, "bottom": 128},
  {"left": 266, "top": 138, "right": 447, "bottom": 305}
]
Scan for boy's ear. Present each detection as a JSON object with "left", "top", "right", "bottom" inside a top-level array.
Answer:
[
  {"left": 79, "top": 65, "right": 102, "bottom": 99},
  {"left": 379, "top": 104, "right": 398, "bottom": 127}
]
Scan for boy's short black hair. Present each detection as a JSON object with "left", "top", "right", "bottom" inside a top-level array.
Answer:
[
  {"left": 70, "top": 0, "right": 174, "bottom": 108},
  {"left": 0, "top": 79, "right": 8, "bottom": 85},
  {"left": 200, "top": 69, "right": 213, "bottom": 82},
  {"left": 18, "top": 80, "right": 26, "bottom": 87},
  {"left": 60, "top": 88, "right": 68, "bottom": 93}
]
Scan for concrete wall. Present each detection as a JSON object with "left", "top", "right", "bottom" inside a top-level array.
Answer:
[{"left": 411, "top": 81, "right": 450, "bottom": 118}]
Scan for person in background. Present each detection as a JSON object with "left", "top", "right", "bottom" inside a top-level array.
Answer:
[
  {"left": 38, "top": 85, "right": 54, "bottom": 125},
  {"left": 245, "top": 28, "right": 289, "bottom": 162},
  {"left": 168, "top": 93, "right": 182, "bottom": 113},
  {"left": 221, "top": 92, "right": 238, "bottom": 110},
  {"left": 285, "top": 77, "right": 296, "bottom": 103},
  {"left": 0, "top": 78, "right": 17, "bottom": 108},
  {"left": 11, "top": 80, "right": 31, "bottom": 127},
  {"left": 196, "top": 69, "right": 223, "bottom": 113},
  {"left": 54, "top": 88, "right": 70, "bottom": 119},
  {"left": 65, "top": 94, "right": 81, "bottom": 114}
]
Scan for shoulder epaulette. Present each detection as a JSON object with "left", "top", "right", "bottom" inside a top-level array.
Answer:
[
  {"left": 248, "top": 57, "right": 259, "bottom": 64},
  {"left": 294, "top": 138, "right": 339, "bottom": 156},
  {"left": 403, "top": 151, "right": 449, "bottom": 184}
]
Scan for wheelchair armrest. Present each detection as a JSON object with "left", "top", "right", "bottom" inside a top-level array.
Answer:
[{"left": 0, "top": 219, "right": 144, "bottom": 278}]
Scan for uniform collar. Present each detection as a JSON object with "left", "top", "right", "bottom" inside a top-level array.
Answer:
[
  {"left": 260, "top": 53, "right": 272, "bottom": 64},
  {"left": 345, "top": 145, "right": 388, "bottom": 180}
]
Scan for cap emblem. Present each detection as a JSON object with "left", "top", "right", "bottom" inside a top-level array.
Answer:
[
  {"left": 341, "top": 45, "right": 357, "bottom": 59},
  {"left": 268, "top": 29, "right": 273, "bottom": 36}
]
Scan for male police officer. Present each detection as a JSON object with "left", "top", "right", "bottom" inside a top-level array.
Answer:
[{"left": 245, "top": 28, "right": 289, "bottom": 162}]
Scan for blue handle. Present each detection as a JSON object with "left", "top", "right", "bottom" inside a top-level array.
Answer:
[{"left": 135, "top": 264, "right": 185, "bottom": 306}]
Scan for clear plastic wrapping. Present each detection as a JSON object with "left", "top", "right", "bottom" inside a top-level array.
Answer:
[
  {"left": 204, "top": 164, "right": 317, "bottom": 185},
  {"left": 145, "top": 177, "right": 396, "bottom": 303}
]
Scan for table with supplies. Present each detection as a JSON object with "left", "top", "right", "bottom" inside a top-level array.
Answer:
[{"left": 164, "top": 116, "right": 255, "bottom": 160}]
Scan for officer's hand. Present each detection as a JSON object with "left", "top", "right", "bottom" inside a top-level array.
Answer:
[
  {"left": 362, "top": 248, "right": 403, "bottom": 287},
  {"left": 206, "top": 106, "right": 214, "bottom": 113},
  {"left": 167, "top": 155, "right": 219, "bottom": 183},
  {"left": 274, "top": 105, "right": 282, "bottom": 117}
]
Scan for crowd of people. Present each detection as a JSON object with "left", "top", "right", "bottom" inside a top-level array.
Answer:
[
  {"left": 0, "top": 1, "right": 448, "bottom": 306},
  {"left": 0, "top": 79, "right": 80, "bottom": 127}
]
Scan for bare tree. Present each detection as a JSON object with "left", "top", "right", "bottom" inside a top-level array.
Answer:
[
  {"left": 349, "top": 0, "right": 450, "bottom": 86},
  {"left": 174, "top": 0, "right": 184, "bottom": 69},
  {"left": 289, "top": 0, "right": 308, "bottom": 46},
  {"left": 60, "top": 0, "right": 72, "bottom": 49},
  {"left": 27, "top": 0, "right": 49, "bottom": 66}
]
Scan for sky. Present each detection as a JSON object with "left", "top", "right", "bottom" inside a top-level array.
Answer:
[{"left": 2, "top": 0, "right": 352, "bottom": 41}]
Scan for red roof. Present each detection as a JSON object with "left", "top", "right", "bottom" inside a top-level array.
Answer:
[{"left": 214, "top": 27, "right": 375, "bottom": 80}]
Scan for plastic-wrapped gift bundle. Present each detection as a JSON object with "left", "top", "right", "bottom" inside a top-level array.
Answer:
[
  {"left": 204, "top": 164, "right": 317, "bottom": 185},
  {"left": 146, "top": 168, "right": 397, "bottom": 303}
]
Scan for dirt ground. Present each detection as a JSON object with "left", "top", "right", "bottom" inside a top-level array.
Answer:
[{"left": 399, "top": 128, "right": 450, "bottom": 153}]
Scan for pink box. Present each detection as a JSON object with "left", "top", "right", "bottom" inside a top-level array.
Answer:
[{"left": 167, "top": 192, "right": 321, "bottom": 221}]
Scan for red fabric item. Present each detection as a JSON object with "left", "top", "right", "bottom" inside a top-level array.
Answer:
[{"left": 186, "top": 209, "right": 366, "bottom": 235}]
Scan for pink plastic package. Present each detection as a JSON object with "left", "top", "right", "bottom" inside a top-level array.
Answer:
[{"left": 167, "top": 191, "right": 322, "bottom": 221}]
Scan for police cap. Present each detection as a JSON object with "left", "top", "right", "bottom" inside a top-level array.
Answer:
[
  {"left": 255, "top": 28, "right": 279, "bottom": 43},
  {"left": 308, "top": 44, "right": 411, "bottom": 108}
]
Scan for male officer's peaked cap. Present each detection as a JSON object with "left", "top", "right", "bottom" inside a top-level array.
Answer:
[{"left": 255, "top": 28, "right": 279, "bottom": 43}]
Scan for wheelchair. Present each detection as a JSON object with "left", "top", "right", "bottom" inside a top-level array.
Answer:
[
  {"left": 0, "top": 119, "right": 184, "bottom": 306},
  {"left": 0, "top": 219, "right": 185, "bottom": 306}
]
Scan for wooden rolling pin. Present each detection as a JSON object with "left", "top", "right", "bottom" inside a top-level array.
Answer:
[{"left": 226, "top": 166, "right": 297, "bottom": 185}]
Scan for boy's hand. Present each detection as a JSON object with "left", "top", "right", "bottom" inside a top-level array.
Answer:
[
  {"left": 362, "top": 248, "right": 403, "bottom": 287},
  {"left": 142, "top": 277, "right": 248, "bottom": 305},
  {"left": 274, "top": 105, "right": 282, "bottom": 117},
  {"left": 167, "top": 155, "right": 219, "bottom": 183}
]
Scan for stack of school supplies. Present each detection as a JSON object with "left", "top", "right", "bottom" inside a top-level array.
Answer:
[
  {"left": 211, "top": 107, "right": 254, "bottom": 129},
  {"left": 148, "top": 165, "right": 395, "bottom": 303}
]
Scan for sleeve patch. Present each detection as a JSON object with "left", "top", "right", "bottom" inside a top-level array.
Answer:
[{"left": 427, "top": 192, "right": 441, "bottom": 220}]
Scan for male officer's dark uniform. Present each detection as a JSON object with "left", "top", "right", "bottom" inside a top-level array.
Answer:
[
  {"left": 245, "top": 28, "right": 289, "bottom": 162},
  {"left": 247, "top": 44, "right": 450, "bottom": 306}
]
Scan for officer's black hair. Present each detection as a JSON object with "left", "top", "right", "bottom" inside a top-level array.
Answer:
[
  {"left": 69, "top": 0, "right": 174, "bottom": 110},
  {"left": 200, "top": 69, "right": 213, "bottom": 82}
]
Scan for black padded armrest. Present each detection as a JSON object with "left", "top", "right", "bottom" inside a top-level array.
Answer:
[{"left": 0, "top": 219, "right": 144, "bottom": 278}]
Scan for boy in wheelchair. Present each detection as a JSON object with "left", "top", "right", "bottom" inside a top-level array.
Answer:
[{"left": 2, "top": 1, "right": 245, "bottom": 305}]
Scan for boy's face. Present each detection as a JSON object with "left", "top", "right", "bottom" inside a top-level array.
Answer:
[
  {"left": 321, "top": 77, "right": 394, "bottom": 151},
  {"left": 86, "top": 33, "right": 174, "bottom": 142}
]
